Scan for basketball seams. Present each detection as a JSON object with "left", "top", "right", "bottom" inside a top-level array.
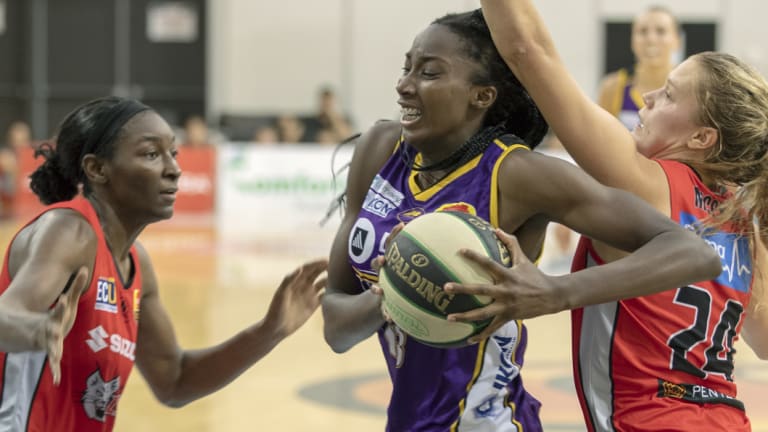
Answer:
[
  {"left": 381, "top": 268, "right": 477, "bottom": 347},
  {"left": 379, "top": 211, "right": 502, "bottom": 347},
  {"left": 398, "top": 228, "right": 490, "bottom": 310},
  {"left": 444, "top": 211, "right": 501, "bottom": 263}
]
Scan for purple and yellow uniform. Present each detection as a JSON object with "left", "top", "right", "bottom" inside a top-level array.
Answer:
[
  {"left": 608, "top": 69, "right": 644, "bottom": 130},
  {"left": 347, "top": 135, "right": 543, "bottom": 431}
]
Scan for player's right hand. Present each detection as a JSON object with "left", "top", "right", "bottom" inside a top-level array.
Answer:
[{"left": 40, "top": 266, "right": 90, "bottom": 385}]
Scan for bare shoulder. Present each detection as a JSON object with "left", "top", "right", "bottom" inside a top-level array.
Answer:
[
  {"left": 353, "top": 120, "right": 401, "bottom": 170},
  {"left": 346, "top": 120, "right": 402, "bottom": 205},
  {"left": 13, "top": 208, "right": 97, "bottom": 258}
]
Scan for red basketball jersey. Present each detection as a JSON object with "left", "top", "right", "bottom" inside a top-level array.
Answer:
[
  {"left": 571, "top": 160, "right": 752, "bottom": 431},
  {"left": 0, "top": 197, "right": 142, "bottom": 431}
]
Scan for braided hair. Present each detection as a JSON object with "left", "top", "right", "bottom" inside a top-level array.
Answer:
[{"left": 409, "top": 9, "right": 548, "bottom": 173}]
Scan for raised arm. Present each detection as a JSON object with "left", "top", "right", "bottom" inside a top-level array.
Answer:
[
  {"left": 134, "top": 242, "right": 326, "bottom": 407},
  {"left": 321, "top": 121, "right": 401, "bottom": 353},
  {"left": 446, "top": 152, "right": 720, "bottom": 336},
  {"left": 479, "top": 0, "right": 668, "bottom": 207}
]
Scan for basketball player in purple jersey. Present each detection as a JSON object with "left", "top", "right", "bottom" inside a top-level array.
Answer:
[
  {"left": 321, "top": 10, "right": 720, "bottom": 432},
  {"left": 598, "top": 6, "right": 681, "bottom": 130},
  {"left": 447, "top": 0, "right": 768, "bottom": 430}
]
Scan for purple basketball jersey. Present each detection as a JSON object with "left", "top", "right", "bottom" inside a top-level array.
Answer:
[{"left": 347, "top": 135, "right": 543, "bottom": 431}]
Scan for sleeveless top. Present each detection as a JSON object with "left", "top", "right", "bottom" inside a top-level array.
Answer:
[
  {"left": 348, "top": 135, "right": 543, "bottom": 431},
  {"left": 571, "top": 160, "right": 751, "bottom": 431},
  {"left": 609, "top": 68, "right": 644, "bottom": 130},
  {"left": 0, "top": 197, "right": 142, "bottom": 432}
]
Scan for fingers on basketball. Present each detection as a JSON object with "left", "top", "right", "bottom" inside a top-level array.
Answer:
[{"left": 495, "top": 230, "right": 525, "bottom": 266}]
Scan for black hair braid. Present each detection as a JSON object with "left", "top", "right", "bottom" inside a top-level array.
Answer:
[{"left": 29, "top": 142, "right": 80, "bottom": 205}]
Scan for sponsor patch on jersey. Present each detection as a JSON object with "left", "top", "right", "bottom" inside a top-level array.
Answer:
[
  {"left": 95, "top": 277, "right": 118, "bottom": 313},
  {"left": 85, "top": 325, "right": 136, "bottom": 361},
  {"left": 363, "top": 175, "right": 403, "bottom": 217},
  {"left": 657, "top": 379, "right": 744, "bottom": 410},
  {"left": 133, "top": 289, "right": 141, "bottom": 322},
  {"left": 349, "top": 218, "right": 376, "bottom": 264},
  {"left": 680, "top": 212, "right": 751, "bottom": 293},
  {"left": 492, "top": 334, "right": 520, "bottom": 390}
]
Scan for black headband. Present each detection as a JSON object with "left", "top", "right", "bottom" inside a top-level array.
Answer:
[{"left": 81, "top": 98, "right": 151, "bottom": 158}]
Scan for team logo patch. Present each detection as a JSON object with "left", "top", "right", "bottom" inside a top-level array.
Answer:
[
  {"left": 95, "top": 277, "right": 118, "bottom": 313},
  {"left": 82, "top": 369, "right": 121, "bottom": 422},
  {"left": 397, "top": 208, "right": 425, "bottom": 223},
  {"left": 680, "top": 212, "right": 751, "bottom": 292},
  {"left": 435, "top": 202, "right": 477, "bottom": 215}
]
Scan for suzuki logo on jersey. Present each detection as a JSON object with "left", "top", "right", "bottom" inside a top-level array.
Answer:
[
  {"left": 680, "top": 212, "right": 751, "bottom": 292},
  {"left": 95, "top": 277, "right": 118, "bottom": 313},
  {"left": 85, "top": 325, "right": 136, "bottom": 361},
  {"left": 363, "top": 175, "right": 403, "bottom": 217}
]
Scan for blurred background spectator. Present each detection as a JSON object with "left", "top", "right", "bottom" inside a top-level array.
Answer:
[
  {"left": 303, "top": 86, "right": 353, "bottom": 143},
  {"left": 0, "top": 121, "right": 32, "bottom": 218},
  {"left": 178, "top": 115, "right": 226, "bottom": 147}
]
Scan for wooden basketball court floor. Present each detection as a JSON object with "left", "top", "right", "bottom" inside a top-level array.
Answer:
[{"left": 3, "top": 218, "right": 764, "bottom": 431}]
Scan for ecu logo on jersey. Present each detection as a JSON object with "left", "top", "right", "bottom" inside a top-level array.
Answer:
[{"left": 95, "top": 277, "right": 118, "bottom": 313}]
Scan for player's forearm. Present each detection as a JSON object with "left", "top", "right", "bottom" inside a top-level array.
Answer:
[
  {"left": 321, "top": 290, "right": 384, "bottom": 353},
  {"left": 480, "top": 0, "right": 555, "bottom": 71},
  {"left": 156, "top": 319, "right": 287, "bottom": 408},
  {"left": 557, "top": 230, "right": 721, "bottom": 309},
  {"left": 0, "top": 305, "right": 45, "bottom": 352}
]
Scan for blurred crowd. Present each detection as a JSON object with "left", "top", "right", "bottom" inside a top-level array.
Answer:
[{"left": 177, "top": 86, "right": 354, "bottom": 147}]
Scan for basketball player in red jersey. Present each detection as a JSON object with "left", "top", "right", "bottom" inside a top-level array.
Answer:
[
  {"left": 0, "top": 97, "right": 327, "bottom": 432},
  {"left": 447, "top": 1, "right": 768, "bottom": 430}
]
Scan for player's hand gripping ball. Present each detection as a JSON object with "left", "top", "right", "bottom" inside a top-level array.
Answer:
[{"left": 378, "top": 211, "right": 510, "bottom": 347}]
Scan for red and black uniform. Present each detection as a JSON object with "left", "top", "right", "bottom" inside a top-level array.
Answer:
[
  {"left": 0, "top": 197, "right": 142, "bottom": 432},
  {"left": 571, "top": 160, "right": 752, "bottom": 431}
]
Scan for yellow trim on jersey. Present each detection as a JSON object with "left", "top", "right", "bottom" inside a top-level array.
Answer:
[
  {"left": 612, "top": 68, "right": 629, "bottom": 116},
  {"left": 353, "top": 267, "right": 378, "bottom": 284},
  {"left": 408, "top": 152, "right": 484, "bottom": 202},
  {"left": 629, "top": 86, "right": 645, "bottom": 110},
  {"left": 489, "top": 141, "right": 529, "bottom": 227},
  {"left": 505, "top": 320, "right": 526, "bottom": 431},
  {"left": 449, "top": 338, "right": 489, "bottom": 432}
]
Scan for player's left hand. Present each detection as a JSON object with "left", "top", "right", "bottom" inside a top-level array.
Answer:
[
  {"left": 370, "top": 223, "right": 405, "bottom": 321},
  {"left": 444, "top": 228, "right": 563, "bottom": 344},
  {"left": 266, "top": 258, "right": 328, "bottom": 338}
]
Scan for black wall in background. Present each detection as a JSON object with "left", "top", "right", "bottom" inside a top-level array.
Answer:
[
  {"left": 604, "top": 21, "right": 717, "bottom": 75},
  {"left": 0, "top": 0, "right": 206, "bottom": 140}
]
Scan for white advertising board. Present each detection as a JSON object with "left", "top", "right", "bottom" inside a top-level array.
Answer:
[{"left": 216, "top": 144, "right": 354, "bottom": 254}]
